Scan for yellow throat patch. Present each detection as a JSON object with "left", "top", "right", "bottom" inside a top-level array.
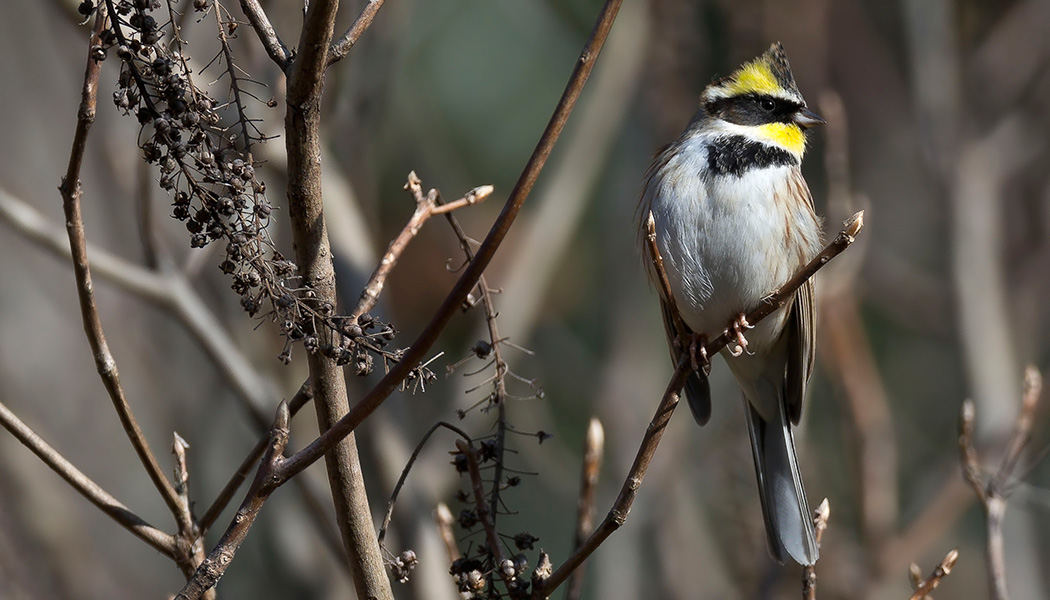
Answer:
[{"left": 755, "top": 122, "right": 807, "bottom": 156}]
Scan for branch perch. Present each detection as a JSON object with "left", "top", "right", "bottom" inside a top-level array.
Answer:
[{"left": 532, "top": 211, "right": 865, "bottom": 598}]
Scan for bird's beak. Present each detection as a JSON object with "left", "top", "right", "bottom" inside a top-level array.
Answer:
[{"left": 794, "top": 109, "right": 826, "bottom": 129}]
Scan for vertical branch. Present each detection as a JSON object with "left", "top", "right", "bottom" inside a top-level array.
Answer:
[
  {"left": 565, "top": 418, "right": 605, "bottom": 600},
  {"left": 275, "top": 0, "right": 625, "bottom": 487},
  {"left": 59, "top": 9, "right": 181, "bottom": 518},
  {"left": 802, "top": 499, "right": 830, "bottom": 600},
  {"left": 175, "top": 402, "right": 290, "bottom": 600},
  {"left": 958, "top": 367, "right": 1043, "bottom": 600},
  {"left": 283, "top": 0, "right": 392, "bottom": 597}
]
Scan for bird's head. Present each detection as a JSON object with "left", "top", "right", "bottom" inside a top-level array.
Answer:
[{"left": 701, "top": 42, "right": 824, "bottom": 158}]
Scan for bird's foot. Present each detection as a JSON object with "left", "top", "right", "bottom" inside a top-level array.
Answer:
[
  {"left": 728, "top": 313, "right": 754, "bottom": 357},
  {"left": 687, "top": 333, "right": 710, "bottom": 374}
]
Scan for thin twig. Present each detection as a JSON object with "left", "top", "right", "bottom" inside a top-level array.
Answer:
[
  {"left": 59, "top": 8, "right": 182, "bottom": 519},
  {"left": 198, "top": 382, "right": 312, "bottom": 533},
  {"left": 565, "top": 418, "right": 605, "bottom": 600},
  {"left": 0, "top": 399, "right": 176, "bottom": 558},
  {"left": 327, "top": 0, "right": 386, "bottom": 67},
  {"left": 438, "top": 184, "right": 514, "bottom": 579},
  {"left": 175, "top": 402, "right": 290, "bottom": 600},
  {"left": 958, "top": 366, "right": 1043, "bottom": 600},
  {"left": 909, "top": 548, "right": 960, "bottom": 600},
  {"left": 170, "top": 433, "right": 213, "bottom": 600},
  {"left": 533, "top": 211, "right": 865, "bottom": 598},
  {"left": 377, "top": 422, "right": 472, "bottom": 544},
  {"left": 354, "top": 173, "right": 492, "bottom": 319},
  {"left": 456, "top": 439, "right": 513, "bottom": 589},
  {"left": 237, "top": 0, "right": 290, "bottom": 69},
  {"left": 802, "top": 499, "right": 831, "bottom": 600},
  {"left": 434, "top": 502, "right": 461, "bottom": 562},
  {"left": 274, "top": 0, "right": 624, "bottom": 490}
]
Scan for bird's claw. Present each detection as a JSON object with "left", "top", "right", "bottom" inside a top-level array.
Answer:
[
  {"left": 728, "top": 314, "right": 752, "bottom": 357},
  {"left": 687, "top": 333, "right": 709, "bottom": 374}
]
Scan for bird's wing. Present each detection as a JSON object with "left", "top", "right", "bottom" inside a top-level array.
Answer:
[
  {"left": 659, "top": 297, "right": 711, "bottom": 425},
  {"left": 784, "top": 278, "right": 815, "bottom": 425}
]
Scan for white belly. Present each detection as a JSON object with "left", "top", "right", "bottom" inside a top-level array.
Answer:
[{"left": 644, "top": 135, "right": 821, "bottom": 352}]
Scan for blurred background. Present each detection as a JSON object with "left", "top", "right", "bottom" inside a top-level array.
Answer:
[{"left": 1, "top": 0, "right": 1049, "bottom": 598}]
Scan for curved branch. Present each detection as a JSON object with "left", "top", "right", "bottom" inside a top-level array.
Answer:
[
  {"left": 59, "top": 8, "right": 182, "bottom": 519},
  {"left": 274, "top": 0, "right": 625, "bottom": 486},
  {"left": 532, "top": 211, "right": 865, "bottom": 598}
]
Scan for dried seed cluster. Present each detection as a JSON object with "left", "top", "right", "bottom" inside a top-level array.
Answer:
[
  {"left": 448, "top": 444, "right": 542, "bottom": 599},
  {"left": 83, "top": 0, "right": 424, "bottom": 377}
]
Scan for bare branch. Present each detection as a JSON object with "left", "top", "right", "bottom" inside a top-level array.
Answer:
[
  {"left": 0, "top": 398, "right": 175, "bottom": 558},
  {"left": 377, "top": 422, "right": 472, "bottom": 545},
  {"left": 275, "top": 0, "right": 625, "bottom": 488},
  {"left": 435, "top": 502, "right": 461, "bottom": 562},
  {"left": 354, "top": 173, "right": 492, "bottom": 318},
  {"left": 59, "top": 8, "right": 182, "bottom": 519},
  {"left": 958, "top": 366, "right": 1044, "bottom": 600},
  {"left": 237, "top": 0, "right": 291, "bottom": 69},
  {"left": 534, "top": 211, "right": 865, "bottom": 598},
  {"left": 285, "top": 0, "right": 392, "bottom": 595},
  {"left": 909, "top": 548, "right": 960, "bottom": 600},
  {"left": 198, "top": 382, "right": 312, "bottom": 533},
  {"left": 456, "top": 439, "right": 513, "bottom": 589},
  {"left": 327, "top": 0, "right": 386, "bottom": 67},
  {"left": 174, "top": 402, "right": 290, "bottom": 600},
  {"left": 565, "top": 418, "right": 605, "bottom": 600},
  {"left": 802, "top": 499, "right": 831, "bottom": 600}
]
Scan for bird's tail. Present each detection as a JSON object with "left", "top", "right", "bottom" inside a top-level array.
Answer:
[{"left": 742, "top": 394, "right": 819, "bottom": 566}]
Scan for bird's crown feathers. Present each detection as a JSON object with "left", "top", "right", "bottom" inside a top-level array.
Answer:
[{"left": 703, "top": 42, "right": 802, "bottom": 104}]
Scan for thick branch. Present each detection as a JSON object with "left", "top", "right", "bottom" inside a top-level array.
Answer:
[
  {"left": 275, "top": 0, "right": 625, "bottom": 487},
  {"left": 285, "top": 0, "right": 391, "bottom": 596},
  {"left": 59, "top": 9, "right": 182, "bottom": 519}
]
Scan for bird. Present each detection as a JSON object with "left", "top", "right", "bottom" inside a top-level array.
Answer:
[{"left": 639, "top": 42, "right": 824, "bottom": 566}]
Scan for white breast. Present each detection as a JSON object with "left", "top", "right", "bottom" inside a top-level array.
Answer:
[{"left": 642, "top": 131, "right": 821, "bottom": 352}]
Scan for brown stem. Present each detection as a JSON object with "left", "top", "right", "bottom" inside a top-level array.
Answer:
[
  {"left": 434, "top": 502, "right": 461, "bottom": 562},
  {"left": 198, "top": 382, "right": 313, "bottom": 534},
  {"left": 958, "top": 367, "right": 1043, "bottom": 600},
  {"left": 327, "top": 0, "right": 386, "bottom": 66},
  {"left": 909, "top": 548, "right": 960, "bottom": 600},
  {"left": 174, "top": 403, "right": 290, "bottom": 600},
  {"left": 284, "top": 0, "right": 391, "bottom": 596},
  {"left": 237, "top": 0, "right": 290, "bottom": 69},
  {"left": 354, "top": 172, "right": 491, "bottom": 318},
  {"left": 275, "top": 0, "right": 624, "bottom": 489},
  {"left": 802, "top": 499, "right": 831, "bottom": 600},
  {"left": 457, "top": 439, "right": 513, "bottom": 588},
  {"left": 171, "top": 434, "right": 215, "bottom": 600},
  {"left": 564, "top": 418, "right": 605, "bottom": 600},
  {"left": 534, "top": 212, "right": 865, "bottom": 598},
  {"left": 377, "top": 422, "right": 472, "bottom": 544},
  {"left": 59, "top": 9, "right": 182, "bottom": 520},
  {"left": 0, "top": 398, "right": 175, "bottom": 557}
]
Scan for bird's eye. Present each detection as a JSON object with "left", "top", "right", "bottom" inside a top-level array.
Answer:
[{"left": 759, "top": 98, "right": 776, "bottom": 111}]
